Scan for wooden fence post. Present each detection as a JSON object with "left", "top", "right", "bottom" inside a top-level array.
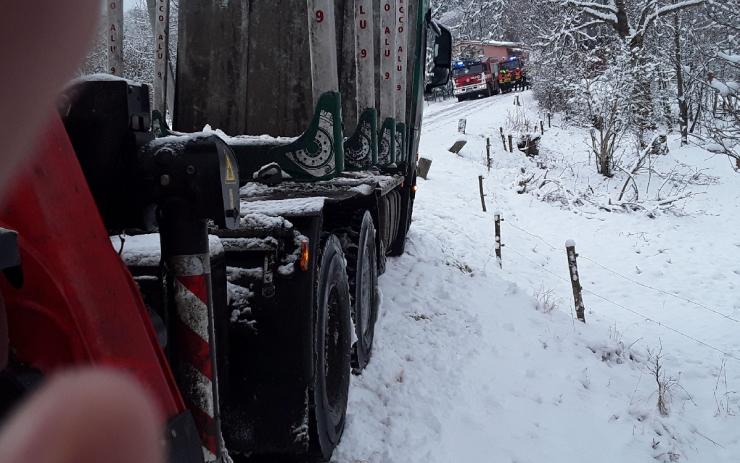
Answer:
[
  {"left": 499, "top": 127, "right": 507, "bottom": 151},
  {"left": 486, "top": 137, "right": 491, "bottom": 172},
  {"left": 540, "top": 120, "right": 544, "bottom": 134},
  {"left": 494, "top": 212, "right": 502, "bottom": 268},
  {"left": 507, "top": 134, "right": 513, "bottom": 153},
  {"left": 565, "top": 240, "right": 586, "bottom": 322},
  {"left": 547, "top": 113, "right": 552, "bottom": 128},
  {"left": 478, "top": 176, "right": 487, "bottom": 212}
]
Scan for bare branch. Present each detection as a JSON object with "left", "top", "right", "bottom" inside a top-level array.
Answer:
[
  {"left": 561, "top": 0, "right": 618, "bottom": 14},
  {"left": 638, "top": 0, "right": 705, "bottom": 36}
]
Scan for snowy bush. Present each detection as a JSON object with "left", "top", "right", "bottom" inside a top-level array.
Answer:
[{"left": 533, "top": 286, "right": 560, "bottom": 313}]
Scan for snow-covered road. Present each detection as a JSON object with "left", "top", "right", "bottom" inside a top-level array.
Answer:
[{"left": 334, "top": 90, "right": 740, "bottom": 463}]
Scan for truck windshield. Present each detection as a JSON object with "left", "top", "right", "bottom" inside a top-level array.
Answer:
[
  {"left": 500, "top": 60, "right": 521, "bottom": 71},
  {"left": 453, "top": 64, "right": 484, "bottom": 77}
]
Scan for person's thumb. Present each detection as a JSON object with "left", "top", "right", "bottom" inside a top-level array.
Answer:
[{"left": 0, "top": 368, "right": 164, "bottom": 463}]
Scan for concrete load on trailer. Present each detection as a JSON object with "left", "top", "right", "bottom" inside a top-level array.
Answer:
[{"left": 0, "top": 1, "right": 452, "bottom": 463}]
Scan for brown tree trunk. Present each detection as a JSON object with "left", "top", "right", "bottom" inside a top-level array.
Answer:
[
  {"left": 690, "top": 87, "right": 702, "bottom": 133},
  {"left": 674, "top": 15, "right": 688, "bottom": 145},
  {"left": 614, "top": 0, "right": 632, "bottom": 39}
]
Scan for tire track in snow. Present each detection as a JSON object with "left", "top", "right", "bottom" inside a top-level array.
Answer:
[
  {"left": 422, "top": 95, "right": 504, "bottom": 132},
  {"left": 333, "top": 219, "right": 487, "bottom": 463}
]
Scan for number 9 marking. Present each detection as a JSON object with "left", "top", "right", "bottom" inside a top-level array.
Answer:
[{"left": 315, "top": 10, "right": 324, "bottom": 22}]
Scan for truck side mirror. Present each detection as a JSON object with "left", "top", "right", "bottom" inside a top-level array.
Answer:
[{"left": 426, "top": 23, "right": 452, "bottom": 93}]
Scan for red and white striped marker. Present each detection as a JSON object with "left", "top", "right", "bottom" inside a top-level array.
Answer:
[{"left": 170, "top": 254, "right": 221, "bottom": 462}]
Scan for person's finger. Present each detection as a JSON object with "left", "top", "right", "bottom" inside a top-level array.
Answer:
[
  {"left": 0, "top": 0, "right": 100, "bottom": 189},
  {"left": 0, "top": 368, "right": 164, "bottom": 463}
]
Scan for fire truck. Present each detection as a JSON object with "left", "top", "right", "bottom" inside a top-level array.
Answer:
[{"left": 451, "top": 58, "right": 499, "bottom": 102}]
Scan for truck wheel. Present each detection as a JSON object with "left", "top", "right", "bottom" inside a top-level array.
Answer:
[
  {"left": 309, "top": 235, "right": 351, "bottom": 461},
  {"left": 457, "top": 96, "right": 465, "bottom": 102},
  {"left": 344, "top": 211, "right": 379, "bottom": 373}
]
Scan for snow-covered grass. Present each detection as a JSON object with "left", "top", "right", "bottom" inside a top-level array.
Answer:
[{"left": 334, "top": 90, "right": 740, "bottom": 462}]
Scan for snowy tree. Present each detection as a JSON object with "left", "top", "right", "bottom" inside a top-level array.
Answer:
[
  {"left": 433, "top": 0, "right": 511, "bottom": 42},
  {"left": 546, "top": 1, "right": 708, "bottom": 144},
  {"left": 705, "top": 54, "right": 739, "bottom": 168},
  {"left": 517, "top": 0, "right": 738, "bottom": 176}
]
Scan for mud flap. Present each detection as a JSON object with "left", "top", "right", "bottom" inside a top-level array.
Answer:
[
  {"left": 230, "top": 92, "right": 345, "bottom": 182},
  {"left": 166, "top": 411, "right": 207, "bottom": 463},
  {"left": 344, "top": 108, "right": 378, "bottom": 170}
]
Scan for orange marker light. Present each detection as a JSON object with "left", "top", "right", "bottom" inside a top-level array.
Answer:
[
  {"left": 299, "top": 239, "right": 310, "bottom": 271},
  {"left": 412, "top": 184, "right": 418, "bottom": 193}
]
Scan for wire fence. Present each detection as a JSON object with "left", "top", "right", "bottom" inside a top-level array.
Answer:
[
  {"left": 499, "top": 219, "right": 740, "bottom": 362},
  {"left": 505, "top": 220, "right": 740, "bottom": 324}
]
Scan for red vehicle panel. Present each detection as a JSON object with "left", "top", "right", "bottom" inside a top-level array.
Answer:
[{"left": 0, "top": 115, "right": 184, "bottom": 420}]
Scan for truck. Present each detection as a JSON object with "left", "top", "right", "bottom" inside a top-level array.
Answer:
[
  {"left": 0, "top": 1, "right": 452, "bottom": 462},
  {"left": 452, "top": 57, "right": 499, "bottom": 101}
]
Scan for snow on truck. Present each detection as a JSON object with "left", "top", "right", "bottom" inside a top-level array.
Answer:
[{"left": 0, "top": 1, "right": 452, "bottom": 463}]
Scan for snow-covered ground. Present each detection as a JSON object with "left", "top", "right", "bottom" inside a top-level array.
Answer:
[{"left": 334, "top": 90, "right": 740, "bottom": 462}]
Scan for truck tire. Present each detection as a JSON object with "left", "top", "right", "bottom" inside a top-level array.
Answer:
[
  {"left": 388, "top": 188, "right": 412, "bottom": 257},
  {"left": 457, "top": 96, "right": 465, "bottom": 102},
  {"left": 309, "top": 235, "right": 351, "bottom": 461},
  {"left": 377, "top": 196, "right": 390, "bottom": 275},
  {"left": 388, "top": 191, "right": 399, "bottom": 247},
  {"left": 344, "top": 211, "right": 379, "bottom": 373}
]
